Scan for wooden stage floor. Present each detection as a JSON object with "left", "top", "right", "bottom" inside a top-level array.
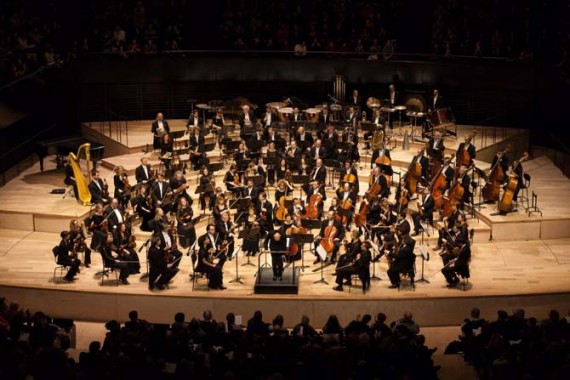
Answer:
[{"left": 0, "top": 122, "right": 569, "bottom": 326}]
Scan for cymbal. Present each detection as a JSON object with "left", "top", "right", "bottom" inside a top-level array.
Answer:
[
  {"left": 196, "top": 103, "right": 212, "bottom": 110},
  {"left": 305, "top": 108, "right": 322, "bottom": 114},
  {"left": 278, "top": 107, "right": 293, "bottom": 114},
  {"left": 266, "top": 102, "right": 287, "bottom": 109},
  {"left": 366, "top": 97, "right": 381, "bottom": 108},
  {"left": 395, "top": 106, "right": 407, "bottom": 111}
]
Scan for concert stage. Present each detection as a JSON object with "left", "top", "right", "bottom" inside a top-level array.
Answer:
[{"left": 0, "top": 121, "right": 569, "bottom": 327}]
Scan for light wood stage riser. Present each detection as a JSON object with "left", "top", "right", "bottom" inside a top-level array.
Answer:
[
  {"left": 0, "top": 211, "right": 89, "bottom": 233},
  {"left": 1, "top": 285, "right": 568, "bottom": 328}
]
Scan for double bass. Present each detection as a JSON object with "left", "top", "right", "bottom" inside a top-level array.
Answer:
[
  {"left": 456, "top": 131, "right": 476, "bottom": 176},
  {"left": 498, "top": 152, "right": 528, "bottom": 213},
  {"left": 482, "top": 148, "right": 508, "bottom": 202},
  {"left": 429, "top": 163, "right": 447, "bottom": 210},
  {"left": 441, "top": 165, "right": 471, "bottom": 218},
  {"left": 404, "top": 148, "right": 424, "bottom": 195}
]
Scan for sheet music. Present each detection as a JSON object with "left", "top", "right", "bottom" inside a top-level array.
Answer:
[{"left": 316, "top": 245, "right": 327, "bottom": 261}]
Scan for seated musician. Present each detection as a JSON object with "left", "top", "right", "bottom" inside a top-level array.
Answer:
[
  {"left": 387, "top": 235, "right": 416, "bottom": 289},
  {"left": 289, "top": 107, "right": 304, "bottom": 123},
  {"left": 247, "top": 159, "right": 266, "bottom": 188},
  {"left": 239, "top": 104, "right": 257, "bottom": 139},
  {"left": 369, "top": 166, "right": 390, "bottom": 200},
  {"left": 135, "top": 157, "right": 153, "bottom": 184},
  {"left": 322, "top": 126, "right": 338, "bottom": 159},
  {"left": 186, "top": 109, "right": 202, "bottom": 130},
  {"left": 394, "top": 179, "right": 410, "bottom": 211},
  {"left": 371, "top": 141, "right": 392, "bottom": 170},
  {"left": 111, "top": 222, "right": 141, "bottom": 274},
  {"left": 105, "top": 198, "right": 126, "bottom": 231},
  {"left": 88, "top": 203, "right": 106, "bottom": 251},
  {"left": 318, "top": 106, "right": 333, "bottom": 125},
  {"left": 148, "top": 236, "right": 179, "bottom": 291},
  {"left": 397, "top": 210, "right": 412, "bottom": 238},
  {"left": 308, "top": 139, "right": 326, "bottom": 162},
  {"left": 455, "top": 166, "right": 473, "bottom": 210},
  {"left": 63, "top": 160, "right": 79, "bottom": 202},
  {"left": 243, "top": 177, "right": 260, "bottom": 206},
  {"left": 456, "top": 136, "right": 476, "bottom": 166},
  {"left": 314, "top": 210, "right": 344, "bottom": 264},
  {"left": 294, "top": 126, "right": 314, "bottom": 149},
  {"left": 441, "top": 157, "right": 455, "bottom": 188},
  {"left": 265, "top": 142, "right": 281, "bottom": 185},
  {"left": 435, "top": 207, "right": 464, "bottom": 251},
  {"left": 55, "top": 231, "right": 81, "bottom": 282},
  {"left": 365, "top": 108, "right": 384, "bottom": 147},
  {"left": 339, "top": 160, "right": 359, "bottom": 192},
  {"left": 160, "top": 133, "right": 174, "bottom": 160},
  {"left": 303, "top": 158, "right": 326, "bottom": 191},
  {"left": 170, "top": 170, "right": 192, "bottom": 206},
  {"left": 133, "top": 187, "right": 154, "bottom": 232},
  {"left": 442, "top": 237, "right": 471, "bottom": 288},
  {"left": 289, "top": 197, "right": 306, "bottom": 220},
  {"left": 342, "top": 126, "right": 359, "bottom": 147},
  {"left": 216, "top": 212, "right": 236, "bottom": 260},
  {"left": 304, "top": 181, "right": 326, "bottom": 217},
  {"left": 268, "top": 231, "right": 286, "bottom": 281},
  {"left": 188, "top": 127, "right": 209, "bottom": 170},
  {"left": 153, "top": 221, "right": 183, "bottom": 270},
  {"left": 234, "top": 142, "right": 250, "bottom": 162},
  {"left": 336, "top": 182, "right": 357, "bottom": 229},
  {"left": 275, "top": 178, "right": 294, "bottom": 205},
  {"left": 427, "top": 131, "right": 445, "bottom": 162},
  {"left": 333, "top": 239, "right": 371, "bottom": 293},
  {"left": 198, "top": 167, "right": 216, "bottom": 211},
  {"left": 285, "top": 141, "right": 302, "bottom": 174},
  {"left": 196, "top": 236, "right": 227, "bottom": 290},
  {"left": 151, "top": 112, "right": 170, "bottom": 149},
  {"left": 439, "top": 219, "right": 467, "bottom": 265},
  {"left": 212, "top": 196, "right": 229, "bottom": 224},
  {"left": 176, "top": 197, "right": 197, "bottom": 249},
  {"left": 329, "top": 197, "right": 339, "bottom": 214},
  {"left": 428, "top": 89, "right": 444, "bottom": 112},
  {"left": 337, "top": 230, "right": 363, "bottom": 270},
  {"left": 262, "top": 106, "right": 277, "bottom": 129},
  {"left": 365, "top": 197, "right": 383, "bottom": 243},
  {"left": 88, "top": 169, "right": 110, "bottom": 205},
  {"left": 69, "top": 219, "right": 91, "bottom": 268},
  {"left": 257, "top": 191, "right": 273, "bottom": 235},
  {"left": 100, "top": 232, "right": 131, "bottom": 285},
  {"left": 411, "top": 187, "right": 435, "bottom": 236},
  {"left": 151, "top": 172, "right": 172, "bottom": 210},
  {"left": 250, "top": 127, "right": 265, "bottom": 144},
  {"left": 265, "top": 126, "right": 282, "bottom": 144},
  {"left": 345, "top": 106, "right": 357, "bottom": 124},
  {"left": 225, "top": 164, "right": 243, "bottom": 196},
  {"left": 113, "top": 167, "right": 130, "bottom": 207}
]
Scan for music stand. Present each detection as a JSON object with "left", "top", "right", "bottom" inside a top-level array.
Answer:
[
  {"left": 229, "top": 243, "right": 244, "bottom": 284},
  {"left": 195, "top": 184, "right": 213, "bottom": 214},
  {"left": 263, "top": 155, "right": 279, "bottom": 168},
  {"left": 209, "top": 162, "right": 224, "bottom": 173},
  {"left": 275, "top": 139, "right": 287, "bottom": 151},
  {"left": 292, "top": 233, "right": 313, "bottom": 272},
  {"left": 247, "top": 174, "right": 265, "bottom": 188},
  {"left": 236, "top": 159, "right": 251, "bottom": 172},
  {"left": 286, "top": 157, "right": 301, "bottom": 171},
  {"left": 291, "top": 174, "right": 310, "bottom": 198},
  {"left": 324, "top": 159, "right": 341, "bottom": 187},
  {"left": 240, "top": 228, "right": 258, "bottom": 268},
  {"left": 297, "top": 140, "right": 311, "bottom": 152},
  {"left": 247, "top": 139, "right": 265, "bottom": 153},
  {"left": 416, "top": 244, "right": 430, "bottom": 284},
  {"left": 223, "top": 140, "right": 241, "bottom": 154}
]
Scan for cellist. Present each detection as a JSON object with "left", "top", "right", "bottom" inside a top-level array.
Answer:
[
  {"left": 336, "top": 182, "right": 357, "bottom": 229},
  {"left": 314, "top": 210, "right": 344, "bottom": 264},
  {"left": 369, "top": 166, "right": 390, "bottom": 200},
  {"left": 456, "top": 135, "right": 476, "bottom": 167},
  {"left": 304, "top": 181, "right": 326, "bottom": 219},
  {"left": 338, "top": 160, "right": 359, "bottom": 192}
]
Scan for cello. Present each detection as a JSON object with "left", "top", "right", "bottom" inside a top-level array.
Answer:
[
  {"left": 303, "top": 192, "right": 322, "bottom": 219},
  {"left": 482, "top": 148, "right": 508, "bottom": 202},
  {"left": 320, "top": 224, "right": 338, "bottom": 257},
  {"left": 404, "top": 148, "right": 424, "bottom": 195},
  {"left": 498, "top": 152, "right": 528, "bottom": 213}
]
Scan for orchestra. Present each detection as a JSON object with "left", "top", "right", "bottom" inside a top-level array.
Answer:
[{"left": 60, "top": 96, "right": 486, "bottom": 294}]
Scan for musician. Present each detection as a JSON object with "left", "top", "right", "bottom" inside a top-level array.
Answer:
[
  {"left": 456, "top": 136, "right": 476, "bottom": 165},
  {"left": 186, "top": 109, "right": 202, "bottom": 130},
  {"left": 216, "top": 212, "right": 236, "bottom": 260},
  {"left": 196, "top": 236, "right": 226, "bottom": 290},
  {"left": 198, "top": 167, "right": 216, "bottom": 211},
  {"left": 371, "top": 141, "right": 392, "bottom": 169},
  {"left": 442, "top": 237, "right": 471, "bottom": 288},
  {"left": 103, "top": 198, "right": 125, "bottom": 231},
  {"left": 112, "top": 167, "right": 129, "bottom": 207},
  {"left": 243, "top": 177, "right": 260, "bottom": 205},
  {"left": 169, "top": 170, "right": 191, "bottom": 206},
  {"left": 411, "top": 187, "right": 434, "bottom": 236},
  {"left": 198, "top": 224, "right": 220, "bottom": 250},
  {"left": 64, "top": 160, "right": 79, "bottom": 202},
  {"left": 213, "top": 109, "right": 225, "bottom": 128},
  {"left": 345, "top": 106, "right": 357, "bottom": 124},
  {"left": 491, "top": 149, "right": 510, "bottom": 183},
  {"left": 246, "top": 160, "right": 266, "bottom": 188},
  {"left": 303, "top": 180, "right": 326, "bottom": 214},
  {"left": 151, "top": 112, "right": 170, "bottom": 149},
  {"left": 314, "top": 210, "right": 344, "bottom": 264},
  {"left": 224, "top": 164, "right": 242, "bottom": 196},
  {"left": 266, "top": 142, "right": 281, "bottom": 185},
  {"left": 370, "top": 166, "right": 390, "bottom": 200},
  {"left": 396, "top": 211, "right": 411, "bottom": 237},
  {"left": 176, "top": 197, "right": 197, "bottom": 249},
  {"left": 511, "top": 156, "right": 524, "bottom": 203},
  {"left": 322, "top": 126, "right": 338, "bottom": 159},
  {"left": 348, "top": 89, "right": 361, "bottom": 107},
  {"left": 234, "top": 142, "right": 250, "bottom": 163},
  {"left": 309, "top": 158, "right": 326, "bottom": 184},
  {"left": 149, "top": 207, "right": 168, "bottom": 234},
  {"left": 289, "top": 107, "right": 304, "bottom": 123},
  {"left": 239, "top": 104, "right": 257, "bottom": 139},
  {"left": 243, "top": 206, "right": 261, "bottom": 257},
  {"left": 308, "top": 139, "right": 326, "bottom": 161},
  {"left": 264, "top": 126, "right": 282, "bottom": 144},
  {"left": 132, "top": 185, "right": 154, "bottom": 232},
  {"left": 55, "top": 231, "right": 81, "bottom": 282},
  {"left": 337, "top": 230, "right": 363, "bottom": 270},
  {"left": 339, "top": 160, "right": 359, "bottom": 192},
  {"left": 262, "top": 106, "right": 277, "bottom": 128},
  {"left": 427, "top": 131, "right": 445, "bottom": 162},
  {"left": 366, "top": 198, "right": 383, "bottom": 242},
  {"left": 135, "top": 157, "right": 153, "bottom": 184},
  {"left": 257, "top": 191, "right": 273, "bottom": 235},
  {"left": 456, "top": 166, "right": 473, "bottom": 211},
  {"left": 88, "top": 169, "right": 109, "bottom": 206},
  {"left": 111, "top": 222, "right": 141, "bottom": 274},
  {"left": 371, "top": 108, "right": 383, "bottom": 126},
  {"left": 100, "top": 232, "right": 131, "bottom": 285},
  {"left": 258, "top": 230, "right": 285, "bottom": 281},
  {"left": 318, "top": 106, "right": 333, "bottom": 125},
  {"left": 88, "top": 203, "right": 106, "bottom": 251},
  {"left": 151, "top": 172, "right": 171, "bottom": 209},
  {"left": 212, "top": 196, "right": 229, "bottom": 224},
  {"left": 294, "top": 126, "right": 313, "bottom": 148},
  {"left": 160, "top": 133, "right": 174, "bottom": 160},
  {"left": 394, "top": 179, "right": 410, "bottom": 211},
  {"left": 341, "top": 137, "right": 361, "bottom": 163},
  {"left": 148, "top": 236, "right": 179, "bottom": 291},
  {"left": 154, "top": 222, "right": 183, "bottom": 269},
  {"left": 188, "top": 127, "right": 208, "bottom": 170},
  {"left": 333, "top": 239, "right": 371, "bottom": 292},
  {"left": 441, "top": 157, "right": 455, "bottom": 188},
  {"left": 276, "top": 159, "right": 290, "bottom": 182},
  {"left": 285, "top": 141, "right": 302, "bottom": 174},
  {"left": 289, "top": 197, "right": 306, "bottom": 220},
  {"left": 387, "top": 235, "right": 416, "bottom": 289},
  {"left": 428, "top": 89, "right": 444, "bottom": 112},
  {"left": 275, "top": 178, "right": 293, "bottom": 205},
  {"left": 336, "top": 182, "right": 357, "bottom": 228},
  {"left": 67, "top": 219, "right": 91, "bottom": 268}
]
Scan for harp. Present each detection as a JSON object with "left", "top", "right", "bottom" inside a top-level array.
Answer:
[{"left": 68, "top": 143, "right": 92, "bottom": 206}]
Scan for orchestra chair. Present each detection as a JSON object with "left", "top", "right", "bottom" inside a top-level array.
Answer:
[
  {"left": 189, "top": 251, "right": 210, "bottom": 291},
  {"left": 398, "top": 265, "right": 416, "bottom": 291},
  {"left": 457, "top": 260, "right": 471, "bottom": 291},
  {"left": 52, "top": 247, "right": 69, "bottom": 283},
  {"left": 99, "top": 252, "right": 119, "bottom": 286},
  {"left": 348, "top": 267, "right": 371, "bottom": 294},
  {"left": 516, "top": 173, "right": 531, "bottom": 212}
]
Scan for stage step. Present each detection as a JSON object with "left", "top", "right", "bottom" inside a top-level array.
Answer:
[{"left": 254, "top": 267, "right": 301, "bottom": 294}]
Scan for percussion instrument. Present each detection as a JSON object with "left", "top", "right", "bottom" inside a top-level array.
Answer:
[
  {"left": 366, "top": 97, "right": 381, "bottom": 109},
  {"left": 277, "top": 107, "right": 293, "bottom": 122},
  {"left": 305, "top": 108, "right": 322, "bottom": 122},
  {"left": 266, "top": 102, "right": 287, "bottom": 109},
  {"left": 427, "top": 107, "right": 453, "bottom": 128},
  {"left": 196, "top": 103, "right": 212, "bottom": 110},
  {"left": 394, "top": 105, "right": 406, "bottom": 111},
  {"left": 330, "top": 104, "right": 343, "bottom": 112}
]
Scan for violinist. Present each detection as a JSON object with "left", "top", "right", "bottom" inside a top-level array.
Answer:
[
  {"left": 411, "top": 187, "right": 434, "bottom": 236},
  {"left": 243, "top": 206, "right": 261, "bottom": 257},
  {"left": 339, "top": 160, "right": 359, "bottom": 192},
  {"left": 442, "top": 237, "right": 471, "bottom": 288},
  {"left": 148, "top": 236, "right": 179, "bottom": 291},
  {"left": 168, "top": 152, "right": 185, "bottom": 178},
  {"left": 434, "top": 208, "right": 464, "bottom": 251},
  {"left": 88, "top": 203, "right": 106, "bottom": 251},
  {"left": 100, "top": 232, "right": 131, "bottom": 285},
  {"left": 337, "top": 230, "right": 363, "bottom": 271},
  {"left": 69, "top": 219, "right": 91, "bottom": 268},
  {"left": 234, "top": 142, "right": 250, "bottom": 162},
  {"left": 266, "top": 141, "right": 281, "bottom": 185},
  {"left": 396, "top": 211, "right": 411, "bottom": 238},
  {"left": 113, "top": 166, "right": 129, "bottom": 207},
  {"left": 196, "top": 236, "right": 227, "bottom": 290},
  {"left": 275, "top": 159, "right": 290, "bottom": 181},
  {"left": 216, "top": 212, "right": 236, "bottom": 260},
  {"left": 88, "top": 169, "right": 110, "bottom": 206},
  {"left": 224, "top": 164, "right": 242, "bottom": 196},
  {"left": 387, "top": 235, "right": 416, "bottom": 289},
  {"left": 268, "top": 231, "right": 287, "bottom": 281},
  {"left": 176, "top": 197, "right": 197, "bottom": 249},
  {"left": 257, "top": 191, "right": 273, "bottom": 235},
  {"left": 133, "top": 185, "right": 154, "bottom": 232},
  {"left": 314, "top": 210, "right": 344, "bottom": 264},
  {"left": 151, "top": 172, "right": 172, "bottom": 209},
  {"left": 105, "top": 198, "right": 126, "bottom": 231},
  {"left": 212, "top": 196, "right": 229, "bottom": 224},
  {"left": 456, "top": 136, "right": 476, "bottom": 166},
  {"left": 366, "top": 197, "right": 383, "bottom": 242},
  {"left": 170, "top": 170, "right": 192, "bottom": 206},
  {"left": 149, "top": 207, "right": 168, "bottom": 234},
  {"left": 308, "top": 139, "right": 326, "bottom": 161},
  {"left": 56, "top": 231, "right": 81, "bottom": 282},
  {"left": 198, "top": 167, "right": 216, "bottom": 211},
  {"left": 333, "top": 239, "right": 371, "bottom": 293},
  {"left": 427, "top": 131, "right": 445, "bottom": 162},
  {"left": 135, "top": 157, "right": 153, "bottom": 184},
  {"left": 438, "top": 218, "right": 465, "bottom": 265},
  {"left": 153, "top": 221, "right": 183, "bottom": 270},
  {"left": 285, "top": 141, "right": 302, "bottom": 174},
  {"left": 112, "top": 222, "right": 141, "bottom": 274}
]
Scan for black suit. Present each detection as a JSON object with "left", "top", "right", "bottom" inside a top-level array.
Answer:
[
  {"left": 456, "top": 142, "right": 476, "bottom": 164},
  {"left": 288, "top": 113, "right": 305, "bottom": 123},
  {"left": 318, "top": 112, "right": 333, "bottom": 125},
  {"left": 442, "top": 243, "right": 471, "bottom": 285},
  {"left": 88, "top": 179, "right": 108, "bottom": 205},
  {"left": 427, "top": 138, "right": 445, "bottom": 161},
  {"left": 429, "top": 95, "right": 445, "bottom": 111},
  {"left": 56, "top": 239, "right": 81, "bottom": 280},
  {"left": 314, "top": 219, "right": 344, "bottom": 262},
  {"left": 186, "top": 116, "right": 203, "bottom": 128},
  {"left": 309, "top": 146, "right": 326, "bottom": 161},
  {"left": 135, "top": 164, "right": 152, "bottom": 184},
  {"left": 151, "top": 120, "right": 170, "bottom": 136},
  {"left": 309, "top": 166, "right": 327, "bottom": 184},
  {"left": 371, "top": 148, "right": 392, "bottom": 167},
  {"left": 387, "top": 242, "right": 416, "bottom": 285},
  {"left": 294, "top": 132, "right": 314, "bottom": 148},
  {"left": 151, "top": 181, "right": 170, "bottom": 205},
  {"left": 239, "top": 112, "right": 257, "bottom": 138},
  {"left": 105, "top": 206, "right": 125, "bottom": 230},
  {"left": 148, "top": 244, "right": 179, "bottom": 289},
  {"left": 100, "top": 244, "right": 130, "bottom": 281},
  {"left": 412, "top": 194, "right": 435, "bottom": 233}
]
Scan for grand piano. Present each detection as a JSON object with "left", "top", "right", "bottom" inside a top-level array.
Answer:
[{"left": 36, "top": 136, "right": 105, "bottom": 171}]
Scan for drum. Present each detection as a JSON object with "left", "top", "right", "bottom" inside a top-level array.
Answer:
[
  {"left": 428, "top": 108, "right": 452, "bottom": 127},
  {"left": 305, "top": 108, "right": 321, "bottom": 122},
  {"left": 277, "top": 107, "right": 293, "bottom": 122}
]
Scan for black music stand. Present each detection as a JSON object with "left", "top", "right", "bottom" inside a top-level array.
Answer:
[
  {"left": 286, "top": 157, "right": 302, "bottom": 172},
  {"left": 204, "top": 142, "right": 216, "bottom": 152},
  {"left": 324, "top": 159, "right": 341, "bottom": 187},
  {"left": 209, "top": 162, "right": 224, "bottom": 173},
  {"left": 229, "top": 243, "right": 244, "bottom": 284},
  {"left": 263, "top": 156, "right": 279, "bottom": 168},
  {"left": 291, "top": 174, "right": 310, "bottom": 198},
  {"left": 195, "top": 184, "right": 213, "bottom": 215},
  {"left": 297, "top": 140, "right": 311, "bottom": 152},
  {"left": 236, "top": 159, "right": 251, "bottom": 172},
  {"left": 241, "top": 227, "right": 259, "bottom": 268},
  {"left": 292, "top": 233, "right": 313, "bottom": 272},
  {"left": 223, "top": 140, "right": 241, "bottom": 155},
  {"left": 247, "top": 174, "right": 265, "bottom": 188},
  {"left": 275, "top": 139, "right": 287, "bottom": 151},
  {"left": 247, "top": 139, "right": 265, "bottom": 153}
]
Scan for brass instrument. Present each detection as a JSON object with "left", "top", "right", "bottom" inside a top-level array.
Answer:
[
  {"left": 370, "top": 130, "right": 385, "bottom": 150},
  {"left": 68, "top": 143, "right": 92, "bottom": 206}
]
